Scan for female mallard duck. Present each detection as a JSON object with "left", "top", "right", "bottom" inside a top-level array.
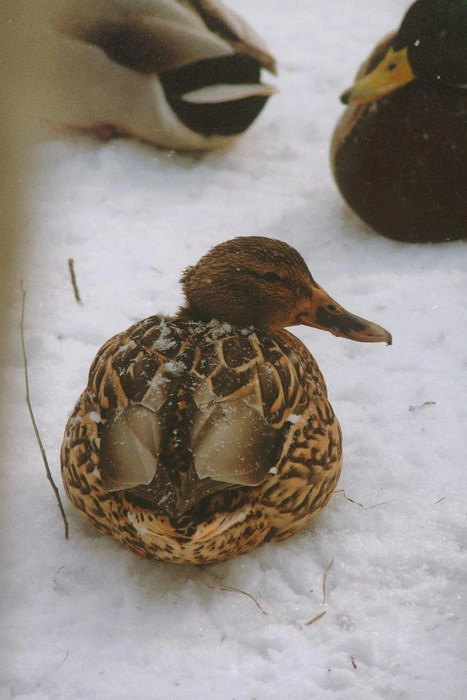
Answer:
[
  {"left": 39, "top": 0, "right": 276, "bottom": 150},
  {"left": 61, "top": 237, "right": 391, "bottom": 564},
  {"left": 331, "top": 0, "right": 467, "bottom": 243}
]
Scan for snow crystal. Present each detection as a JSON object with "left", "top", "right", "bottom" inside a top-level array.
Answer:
[
  {"left": 146, "top": 373, "right": 169, "bottom": 389},
  {"left": 164, "top": 360, "right": 187, "bottom": 375},
  {"left": 127, "top": 511, "right": 149, "bottom": 536},
  {"left": 152, "top": 320, "right": 178, "bottom": 352},
  {"left": 287, "top": 414, "right": 302, "bottom": 425},
  {"left": 87, "top": 411, "right": 101, "bottom": 424},
  {"left": 210, "top": 322, "right": 233, "bottom": 338}
]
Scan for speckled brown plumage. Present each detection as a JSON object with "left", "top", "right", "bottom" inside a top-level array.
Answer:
[{"left": 61, "top": 237, "right": 391, "bottom": 564}]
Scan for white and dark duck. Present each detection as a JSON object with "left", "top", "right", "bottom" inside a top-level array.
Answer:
[{"left": 39, "top": 0, "right": 276, "bottom": 150}]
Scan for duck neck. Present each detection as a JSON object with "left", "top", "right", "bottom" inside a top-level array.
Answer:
[{"left": 175, "top": 303, "right": 212, "bottom": 323}]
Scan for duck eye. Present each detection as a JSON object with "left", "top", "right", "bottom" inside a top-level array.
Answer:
[
  {"left": 387, "top": 63, "right": 397, "bottom": 71},
  {"left": 263, "top": 271, "right": 282, "bottom": 283},
  {"left": 326, "top": 303, "right": 338, "bottom": 312}
]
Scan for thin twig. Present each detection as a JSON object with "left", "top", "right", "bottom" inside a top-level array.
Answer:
[
  {"left": 53, "top": 566, "right": 66, "bottom": 592},
  {"left": 434, "top": 496, "right": 445, "bottom": 504},
  {"left": 54, "top": 650, "right": 69, "bottom": 672},
  {"left": 20, "top": 280, "right": 69, "bottom": 538},
  {"left": 208, "top": 578, "right": 268, "bottom": 616},
  {"left": 408, "top": 400, "right": 436, "bottom": 412},
  {"left": 335, "top": 489, "right": 392, "bottom": 511},
  {"left": 304, "top": 610, "right": 326, "bottom": 627},
  {"left": 68, "top": 258, "right": 82, "bottom": 305},
  {"left": 322, "top": 559, "right": 334, "bottom": 604}
]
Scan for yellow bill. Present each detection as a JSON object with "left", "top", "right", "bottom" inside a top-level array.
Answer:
[{"left": 341, "top": 46, "right": 415, "bottom": 105}]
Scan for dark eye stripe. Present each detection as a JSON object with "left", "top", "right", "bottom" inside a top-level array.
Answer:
[{"left": 234, "top": 266, "right": 312, "bottom": 296}]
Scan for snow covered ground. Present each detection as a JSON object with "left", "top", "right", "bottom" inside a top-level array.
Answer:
[{"left": 1, "top": 1, "right": 466, "bottom": 698}]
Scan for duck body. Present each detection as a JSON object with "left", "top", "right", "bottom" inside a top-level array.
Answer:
[
  {"left": 38, "top": 0, "right": 276, "bottom": 151},
  {"left": 61, "top": 237, "right": 391, "bottom": 564},
  {"left": 61, "top": 315, "right": 340, "bottom": 563},
  {"left": 332, "top": 0, "right": 467, "bottom": 243}
]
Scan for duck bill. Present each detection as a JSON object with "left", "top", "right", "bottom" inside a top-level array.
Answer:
[
  {"left": 300, "top": 286, "right": 392, "bottom": 344},
  {"left": 340, "top": 46, "right": 415, "bottom": 105}
]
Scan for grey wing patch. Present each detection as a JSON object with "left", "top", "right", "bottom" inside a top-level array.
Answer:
[
  {"left": 99, "top": 354, "right": 173, "bottom": 492},
  {"left": 192, "top": 399, "right": 281, "bottom": 486},
  {"left": 52, "top": 0, "right": 275, "bottom": 74},
  {"left": 52, "top": 1, "right": 232, "bottom": 75},
  {"left": 100, "top": 404, "right": 163, "bottom": 492},
  {"left": 73, "top": 18, "right": 231, "bottom": 75},
  {"left": 191, "top": 381, "right": 282, "bottom": 487}
]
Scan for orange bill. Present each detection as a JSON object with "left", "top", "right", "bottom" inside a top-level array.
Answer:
[{"left": 297, "top": 284, "right": 392, "bottom": 344}]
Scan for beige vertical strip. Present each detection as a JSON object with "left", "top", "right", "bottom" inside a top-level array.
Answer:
[
  {"left": 1, "top": 1, "right": 29, "bottom": 680},
  {"left": 0, "top": 2, "right": 23, "bottom": 337},
  {"left": 0, "top": 2, "right": 57, "bottom": 688},
  {"left": 0, "top": 0, "right": 46, "bottom": 360},
  {"left": 0, "top": 0, "right": 49, "bottom": 650}
]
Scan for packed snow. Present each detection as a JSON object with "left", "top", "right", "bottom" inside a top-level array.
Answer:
[{"left": 1, "top": 1, "right": 466, "bottom": 698}]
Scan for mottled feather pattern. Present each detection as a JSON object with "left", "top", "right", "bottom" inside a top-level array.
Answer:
[{"left": 61, "top": 314, "right": 342, "bottom": 563}]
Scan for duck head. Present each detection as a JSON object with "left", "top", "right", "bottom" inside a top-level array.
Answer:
[
  {"left": 179, "top": 237, "right": 392, "bottom": 343},
  {"left": 341, "top": 0, "right": 467, "bottom": 105}
]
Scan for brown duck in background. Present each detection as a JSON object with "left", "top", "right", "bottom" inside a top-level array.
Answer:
[
  {"left": 61, "top": 237, "right": 391, "bottom": 564},
  {"left": 331, "top": 0, "right": 467, "bottom": 243},
  {"left": 37, "top": 0, "right": 276, "bottom": 151}
]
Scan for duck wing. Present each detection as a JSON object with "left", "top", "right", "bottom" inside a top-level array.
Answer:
[
  {"left": 193, "top": 0, "right": 276, "bottom": 74},
  {"left": 91, "top": 319, "right": 307, "bottom": 516},
  {"left": 49, "top": 0, "right": 275, "bottom": 75},
  {"left": 190, "top": 329, "right": 307, "bottom": 486}
]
